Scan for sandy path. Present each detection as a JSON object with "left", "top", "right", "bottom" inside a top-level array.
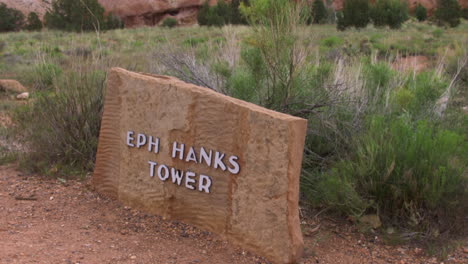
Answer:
[
  {"left": 0, "top": 164, "right": 466, "bottom": 264},
  {"left": 0, "top": 165, "right": 266, "bottom": 264}
]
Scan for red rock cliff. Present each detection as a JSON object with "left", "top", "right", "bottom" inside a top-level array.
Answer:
[{"left": 1, "top": 0, "right": 467, "bottom": 27}]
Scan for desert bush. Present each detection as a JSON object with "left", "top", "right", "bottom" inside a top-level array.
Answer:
[
  {"left": 415, "top": 4, "right": 427, "bottom": 22},
  {"left": 0, "top": 3, "right": 25, "bottom": 32},
  {"left": 370, "top": 0, "right": 409, "bottom": 29},
  {"left": 337, "top": 0, "right": 370, "bottom": 30},
  {"left": 299, "top": 53, "right": 467, "bottom": 236},
  {"left": 197, "top": 0, "right": 247, "bottom": 26},
  {"left": 162, "top": 18, "right": 177, "bottom": 28},
  {"left": 435, "top": 0, "right": 462, "bottom": 27},
  {"left": 305, "top": 115, "right": 467, "bottom": 231},
  {"left": 155, "top": 48, "right": 227, "bottom": 93},
  {"left": 320, "top": 36, "right": 344, "bottom": 48},
  {"left": 363, "top": 62, "right": 396, "bottom": 108},
  {"left": 45, "top": 0, "right": 121, "bottom": 31},
  {"left": 14, "top": 67, "right": 106, "bottom": 175},
  {"left": 197, "top": 2, "right": 212, "bottom": 26},
  {"left": 25, "top": 12, "right": 43, "bottom": 31},
  {"left": 230, "top": 0, "right": 248, "bottom": 24},
  {"left": 312, "top": 0, "right": 328, "bottom": 24},
  {"left": 240, "top": 0, "right": 309, "bottom": 110},
  {"left": 462, "top": 8, "right": 468, "bottom": 19},
  {"left": 32, "top": 63, "right": 63, "bottom": 90},
  {"left": 397, "top": 72, "right": 447, "bottom": 117},
  {"left": 197, "top": 1, "right": 224, "bottom": 26}
]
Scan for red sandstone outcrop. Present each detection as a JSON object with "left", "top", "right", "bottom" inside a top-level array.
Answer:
[
  {"left": 0, "top": 0, "right": 49, "bottom": 17},
  {"left": 1, "top": 0, "right": 467, "bottom": 27},
  {"left": 98, "top": 0, "right": 219, "bottom": 27}
]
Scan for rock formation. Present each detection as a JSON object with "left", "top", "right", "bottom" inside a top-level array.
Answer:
[
  {"left": 93, "top": 68, "right": 307, "bottom": 263},
  {"left": 98, "top": 0, "right": 217, "bottom": 27},
  {"left": 0, "top": 0, "right": 49, "bottom": 18},
  {"left": 0, "top": 0, "right": 467, "bottom": 27},
  {"left": 0, "top": 80, "right": 28, "bottom": 93}
]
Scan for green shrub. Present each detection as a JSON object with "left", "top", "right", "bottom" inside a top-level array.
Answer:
[
  {"left": 105, "top": 13, "right": 124, "bottom": 30},
  {"left": 364, "top": 62, "right": 395, "bottom": 107},
  {"left": 25, "top": 12, "right": 43, "bottom": 31},
  {"left": 197, "top": 1, "right": 225, "bottom": 26},
  {"left": 432, "top": 28, "right": 444, "bottom": 38},
  {"left": 462, "top": 8, "right": 468, "bottom": 19},
  {"left": 389, "top": 71, "right": 447, "bottom": 117},
  {"left": 230, "top": 0, "right": 248, "bottom": 24},
  {"left": 197, "top": 1, "right": 211, "bottom": 26},
  {"left": 415, "top": 4, "right": 427, "bottom": 22},
  {"left": 338, "top": 0, "right": 370, "bottom": 30},
  {"left": 370, "top": 0, "right": 409, "bottom": 29},
  {"left": 45, "top": 0, "right": 119, "bottom": 31},
  {"left": 320, "top": 36, "right": 344, "bottom": 48},
  {"left": 240, "top": 0, "right": 307, "bottom": 110},
  {"left": 303, "top": 115, "right": 467, "bottom": 232},
  {"left": 215, "top": 0, "right": 231, "bottom": 20},
  {"left": 435, "top": 0, "right": 462, "bottom": 27},
  {"left": 0, "top": 3, "right": 25, "bottom": 32},
  {"left": 336, "top": 11, "right": 347, "bottom": 31},
  {"left": 197, "top": 0, "right": 247, "bottom": 26},
  {"left": 14, "top": 69, "right": 106, "bottom": 174},
  {"left": 32, "top": 63, "right": 62, "bottom": 90},
  {"left": 227, "top": 68, "right": 258, "bottom": 102},
  {"left": 161, "top": 17, "right": 177, "bottom": 28},
  {"left": 182, "top": 37, "right": 208, "bottom": 47},
  {"left": 405, "top": 72, "right": 446, "bottom": 115},
  {"left": 312, "top": 0, "right": 328, "bottom": 24}
]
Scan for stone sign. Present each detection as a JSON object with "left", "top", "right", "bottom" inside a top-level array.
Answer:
[{"left": 93, "top": 68, "right": 307, "bottom": 264}]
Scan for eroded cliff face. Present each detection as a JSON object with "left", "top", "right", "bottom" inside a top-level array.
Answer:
[
  {"left": 1, "top": 0, "right": 49, "bottom": 17},
  {"left": 98, "top": 0, "right": 218, "bottom": 27},
  {"left": 1, "top": 0, "right": 467, "bottom": 27}
]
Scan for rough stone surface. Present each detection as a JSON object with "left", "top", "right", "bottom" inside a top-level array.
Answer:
[
  {"left": 93, "top": 68, "right": 307, "bottom": 264},
  {"left": 0, "top": 80, "right": 28, "bottom": 93},
  {"left": 98, "top": 0, "right": 214, "bottom": 27},
  {"left": 0, "top": 0, "right": 48, "bottom": 17},
  {"left": 3, "top": 0, "right": 467, "bottom": 27},
  {"left": 15, "top": 92, "right": 29, "bottom": 100}
]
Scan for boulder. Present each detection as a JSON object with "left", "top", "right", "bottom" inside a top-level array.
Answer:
[
  {"left": 16, "top": 92, "right": 29, "bottom": 100},
  {"left": 0, "top": 79, "right": 28, "bottom": 93},
  {"left": 360, "top": 214, "right": 382, "bottom": 229},
  {"left": 98, "top": 0, "right": 213, "bottom": 27},
  {"left": 93, "top": 68, "right": 307, "bottom": 263}
]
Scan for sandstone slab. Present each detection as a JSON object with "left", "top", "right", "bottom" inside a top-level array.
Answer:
[
  {"left": 93, "top": 68, "right": 307, "bottom": 263},
  {"left": 0, "top": 79, "right": 28, "bottom": 93}
]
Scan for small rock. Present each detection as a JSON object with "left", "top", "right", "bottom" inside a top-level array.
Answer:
[
  {"left": 360, "top": 214, "right": 382, "bottom": 229},
  {"left": 0, "top": 79, "right": 28, "bottom": 93},
  {"left": 463, "top": 106, "right": 468, "bottom": 114},
  {"left": 130, "top": 255, "right": 136, "bottom": 259},
  {"left": 463, "top": 247, "right": 468, "bottom": 254},
  {"left": 16, "top": 92, "right": 29, "bottom": 100}
]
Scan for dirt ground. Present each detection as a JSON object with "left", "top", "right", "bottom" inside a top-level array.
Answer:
[{"left": 0, "top": 164, "right": 466, "bottom": 264}]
